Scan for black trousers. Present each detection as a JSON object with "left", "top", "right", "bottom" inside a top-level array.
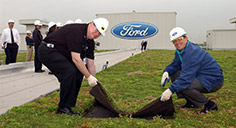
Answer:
[
  {"left": 141, "top": 45, "right": 147, "bottom": 51},
  {"left": 170, "top": 70, "right": 223, "bottom": 107},
  {"left": 38, "top": 43, "right": 84, "bottom": 108},
  {"left": 4, "top": 43, "right": 18, "bottom": 64},
  {"left": 34, "top": 45, "right": 43, "bottom": 71}
]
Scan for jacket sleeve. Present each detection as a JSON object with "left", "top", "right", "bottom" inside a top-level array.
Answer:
[{"left": 164, "top": 52, "right": 181, "bottom": 75}]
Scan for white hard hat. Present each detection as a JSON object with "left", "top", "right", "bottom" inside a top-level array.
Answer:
[
  {"left": 65, "top": 20, "right": 74, "bottom": 25},
  {"left": 34, "top": 20, "right": 42, "bottom": 26},
  {"left": 169, "top": 27, "right": 187, "bottom": 42},
  {"left": 48, "top": 22, "right": 56, "bottom": 30},
  {"left": 8, "top": 19, "right": 15, "bottom": 23},
  {"left": 75, "top": 19, "right": 82, "bottom": 23},
  {"left": 26, "top": 30, "right": 31, "bottom": 34},
  {"left": 93, "top": 18, "right": 109, "bottom": 36},
  {"left": 56, "top": 22, "right": 63, "bottom": 27}
]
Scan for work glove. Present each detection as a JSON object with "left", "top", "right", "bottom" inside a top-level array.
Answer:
[
  {"left": 87, "top": 75, "right": 98, "bottom": 87},
  {"left": 160, "top": 88, "right": 172, "bottom": 101},
  {"left": 161, "top": 71, "right": 169, "bottom": 87}
]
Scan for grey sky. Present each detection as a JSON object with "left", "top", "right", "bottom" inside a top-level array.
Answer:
[{"left": 1, "top": 0, "right": 235, "bottom": 43}]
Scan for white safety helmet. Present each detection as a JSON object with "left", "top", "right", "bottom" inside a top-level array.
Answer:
[
  {"left": 169, "top": 27, "right": 187, "bottom": 42},
  {"left": 65, "top": 20, "right": 74, "bottom": 25},
  {"left": 75, "top": 19, "right": 82, "bottom": 23},
  {"left": 56, "top": 22, "right": 63, "bottom": 27},
  {"left": 8, "top": 19, "right": 15, "bottom": 23},
  {"left": 34, "top": 20, "right": 42, "bottom": 26},
  {"left": 26, "top": 30, "right": 31, "bottom": 34},
  {"left": 48, "top": 22, "right": 56, "bottom": 30},
  {"left": 93, "top": 18, "right": 109, "bottom": 36}
]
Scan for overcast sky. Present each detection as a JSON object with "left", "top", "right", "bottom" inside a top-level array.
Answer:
[{"left": 1, "top": 0, "right": 235, "bottom": 43}]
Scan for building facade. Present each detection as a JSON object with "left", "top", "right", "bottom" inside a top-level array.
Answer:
[
  {"left": 206, "top": 17, "right": 236, "bottom": 50},
  {"left": 95, "top": 12, "right": 177, "bottom": 50}
]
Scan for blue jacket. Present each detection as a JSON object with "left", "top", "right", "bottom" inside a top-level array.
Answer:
[
  {"left": 164, "top": 41, "right": 224, "bottom": 93},
  {"left": 25, "top": 36, "right": 34, "bottom": 46}
]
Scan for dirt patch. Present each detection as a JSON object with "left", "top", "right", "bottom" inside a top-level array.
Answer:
[
  {"left": 84, "top": 82, "right": 175, "bottom": 119},
  {"left": 126, "top": 71, "right": 143, "bottom": 77}
]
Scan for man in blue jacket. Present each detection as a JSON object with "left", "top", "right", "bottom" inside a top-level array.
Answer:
[{"left": 160, "top": 27, "right": 224, "bottom": 114}]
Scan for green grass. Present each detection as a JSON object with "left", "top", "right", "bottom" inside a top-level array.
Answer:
[
  {"left": 0, "top": 50, "right": 236, "bottom": 128},
  {"left": 0, "top": 52, "right": 33, "bottom": 65}
]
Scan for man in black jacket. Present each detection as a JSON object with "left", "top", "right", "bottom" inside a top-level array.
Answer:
[{"left": 33, "top": 20, "right": 44, "bottom": 73}]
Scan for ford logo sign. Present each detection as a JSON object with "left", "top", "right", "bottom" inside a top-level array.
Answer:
[{"left": 111, "top": 22, "right": 158, "bottom": 40}]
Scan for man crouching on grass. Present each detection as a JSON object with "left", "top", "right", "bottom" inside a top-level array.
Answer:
[{"left": 159, "top": 27, "right": 224, "bottom": 114}]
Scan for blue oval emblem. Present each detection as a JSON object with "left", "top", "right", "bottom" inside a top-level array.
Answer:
[{"left": 111, "top": 22, "right": 158, "bottom": 40}]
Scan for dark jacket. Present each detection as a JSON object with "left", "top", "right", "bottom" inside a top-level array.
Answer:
[
  {"left": 33, "top": 28, "right": 43, "bottom": 47},
  {"left": 25, "top": 36, "right": 34, "bottom": 46}
]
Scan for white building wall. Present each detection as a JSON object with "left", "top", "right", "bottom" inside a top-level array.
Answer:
[
  {"left": 206, "top": 30, "right": 236, "bottom": 50},
  {"left": 95, "top": 12, "right": 176, "bottom": 50}
]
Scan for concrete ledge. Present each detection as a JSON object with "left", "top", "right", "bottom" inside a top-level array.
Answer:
[
  {"left": 0, "top": 61, "right": 34, "bottom": 75},
  {"left": 0, "top": 49, "right": 138, "bottom": 73}
]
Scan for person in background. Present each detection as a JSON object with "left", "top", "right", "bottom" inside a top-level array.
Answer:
[
  {"left": 141, "top": 40, "right": 147, "bottom": 52},
  {"left": 75, "top": 19, "right": 82, "bottom": 23},
  {"left": 33, "top": 20, "right": 44, "bottom": 73},
  {"left": 0, "top": 19, "right": 21, "bottom": 64},
  {"left": 25, "top": 30, "right": 34, "bottom": 61},
  {"left": 38, "top": 18, "right": 109, "bottom": 115},
  {"left": 56, "top": 22, "right": 63, "bottom": 29},
  {"left": 65, "top": 20, "right": 74, "bottom": 25},
  {"left": 160, "top": 27, "right": 224, "bottom": 114},
  {"left": 47, "top": 22, "right": 57, "bottom": 36}
]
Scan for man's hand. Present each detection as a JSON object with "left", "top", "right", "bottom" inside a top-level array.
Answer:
[
  {"left": 160, "top": 89, "right": 172, "bottom": 101},
  {"left": 2, "top": 42, "right": 6, "bottom": 49},
  {"left": 161, "top": 71, "right": 169, "bottom": 87},
  {"left": 87, "top": 75, "right": 98, "bottom": 87}
]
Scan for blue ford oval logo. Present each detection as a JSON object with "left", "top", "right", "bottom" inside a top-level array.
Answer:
[{"left": 111, "top": 22, "right": 159, "bottom": 40}]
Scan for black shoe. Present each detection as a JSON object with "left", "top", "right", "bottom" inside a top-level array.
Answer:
[
  {"left": 200, "top": 100, "right": 218, "bottom": 114},
  {"left": 35, "top": 70, "right": 45, "bottom": 73},
  {"left": 56, "top": 107, "right": 79, "bottom": 116},
  {"left": 178, "top": 102, "right": 196, "bottom": 108}
]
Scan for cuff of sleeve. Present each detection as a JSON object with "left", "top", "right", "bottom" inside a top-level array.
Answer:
[{"left": 169, "top": 86, "right": 175, "bottom": 93}]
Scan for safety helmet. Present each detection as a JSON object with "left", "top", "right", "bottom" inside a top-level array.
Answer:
[
  {"left": 93, "top": 18, "right": 109, "bottom": 36},
  {"left": 8, "top": 19, "right": 15, "bottom": 23},
  {"left": 34, "top": 20, "right": 42, "bottom": 26},
  {"left": 169, "top": 27, "right": 187, "bottom": 42},
  {"left": 26, "top": 30, "right": 31, "bottom": 34},
  {"left": 75, "top": 19, "right": 82, "bottom": 23},
  {"left": 48, "top": 22, "right": 56, "bottom": 31},
  {"left": 56, "top": 22, "right": 63, "bottom": 27},
  {"left": 65, "top": 20, "right": 74, "bottom": 25}
]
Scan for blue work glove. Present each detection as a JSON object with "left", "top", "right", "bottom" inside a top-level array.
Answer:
[{"left": 161, "top": 72, "right": 169, "bottom": 87}]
